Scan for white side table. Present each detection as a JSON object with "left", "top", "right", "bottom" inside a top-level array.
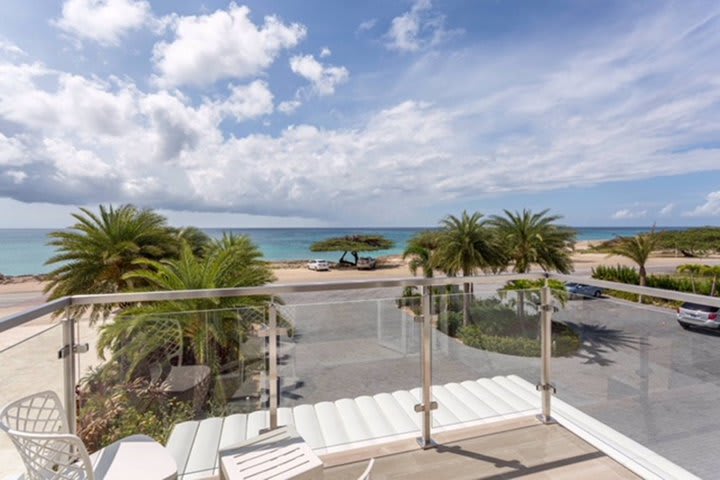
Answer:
[{"left": 219, "top": 426, "right": 323, "bottom": 480}]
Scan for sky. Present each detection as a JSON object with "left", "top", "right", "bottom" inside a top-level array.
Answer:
[{"left": 1, "top": 0, "right": 720, "bottom": 228}]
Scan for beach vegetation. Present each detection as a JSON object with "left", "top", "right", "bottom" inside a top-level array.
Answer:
[
  {"left": 489, "top": 209, "right": 575, "bottom": 274},
  {"left": 310, "top": 234, "right": 395, "bottom": 266},
  {"left": 607, "top": 229, "right": 659, "bottom": 287},
  {"left": 591, "top": 227, "right": 720, "bottom": 257},
  {"left": 431, "top": 210, "right": 505, "bottom": 325},
  {"left": 77, "top": 366, "right": 194, "bottom": 453},
  {"left": 447, "top": 296, "right": 579, "bottom": 357},
  {"left": 97, "top": 237, "right": 274, "bottom": 366},
  {"left": 402, "top": 230, "right": 441, "bottom": 278},
  {"left": 169, "top": 226, "right": 211, "bottom": 257},
  {"left": 44, "top": 204, "right": 179, "bottom": 321}
]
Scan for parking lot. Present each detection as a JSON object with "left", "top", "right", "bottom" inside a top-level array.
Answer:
[
  {"left": 284, "top": 287, "right": 720, "bottom": 478},
  {"left": 554, "top": 297, "right": 720, "bottom": 479}
]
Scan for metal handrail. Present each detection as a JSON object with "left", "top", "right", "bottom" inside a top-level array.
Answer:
[
  {"left": 0, "top": 274, "right": 538, "bottom": 334},
  {"left": 4, "top": 271, "right": 720, "bottom": 334},
  {"left": 547, "top": 273, "right": 720, "bottom": 307}
]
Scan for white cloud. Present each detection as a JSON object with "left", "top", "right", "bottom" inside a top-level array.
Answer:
[
  {"left": 385, "top": 0, "right": 455, "bottom": 52},
  {"left": 152, "top": 3, "right": 306, "bottom": 87},
  {"left": 320, "top": 47, "right": 331, "bottom": 58},
  {"left": 53, "top": 0, "right": 152, "bottom": 46},
  {"left": 3, "top": 3, "right": 720, "bottom": 224},
  {"left": 218, "top": 80, "right": 274, "bottom": 121},
  {"left": 289, "top": 54, "right": 349, "bottom": 96},
  {"left": 278, "top": 100, "right": 302, "bottom": 115},
  {"left": 43, "top": 138, "right": 115, "bottom": 179},
  {"left": 685, "top": 191, "right": 720, "bottom": 217},
  {"left": 5, "top": 170, "right": 27, "bottom": 185},
  {"left": 0, "top": 133, "right": 27, "bottom": 166},
  {"left": 0, "top": 39, "right": 25, "bottom": 56},
  {"left": 357, "top": 18, "right": 377, "bottom": 33},
  {"left": 659, "top": 203, "right": 674, "bottom": 215},
  {"left": 612, "top": 208, "right": 647, "bottom": 220}
]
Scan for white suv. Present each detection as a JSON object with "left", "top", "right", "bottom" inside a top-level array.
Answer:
[
  {"left": 677, "top": 302, "right": 720, "bottom": 330},
  {"left": 307, "top": 259, "right": 330, "bottom": 271}
]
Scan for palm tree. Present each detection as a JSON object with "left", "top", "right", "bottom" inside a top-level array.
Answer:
[
  {"left": 403, "top": 230, "right": 441, "bottom": 278},
  {"left": 677, "top": 264, "right": 703, "bottom": 293},
  {"left": 432, "top": 211, "right": 506, "bottom": 325},
  {"left": 609, "top": 230, "right": 658, "bottom": 302},
  {"left": 170, "top": 226, "right": 211, "bottom": 257},
  {"left": 98, "top": 235, "right": 275, "bottom": 369},
  {"left": 44, "top": 204, "right": 176, "bottom": 321},
  {"left": 489, "top": 209, "right": 575, "bottom": 274},
  {"left": 700, "top": 265, "right": 720, "bottom": 297}
]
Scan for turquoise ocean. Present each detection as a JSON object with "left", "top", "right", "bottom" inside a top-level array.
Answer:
[{"left": 0, "top": 227, "right": 686, "bottom": 276}]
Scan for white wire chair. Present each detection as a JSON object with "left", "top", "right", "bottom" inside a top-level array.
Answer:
[
  {"left": 0, "top": 391, "right": 177, "bottom": 480},
  {"left": 0, "top": 391, "right": 94, "bottom": 479}
]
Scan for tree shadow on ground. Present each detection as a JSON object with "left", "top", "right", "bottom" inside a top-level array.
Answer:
[{"left": 563, "top": 322, "right": 649, "bottom": 366}]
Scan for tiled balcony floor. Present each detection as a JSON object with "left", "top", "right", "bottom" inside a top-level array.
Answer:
[{"left": 322, "top": 418, "right": 640, "bottom": 480}]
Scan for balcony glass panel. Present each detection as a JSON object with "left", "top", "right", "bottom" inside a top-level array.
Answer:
[
  {"left": 75, "top": 306, "right": 268, "bottom": 453},
  {"left": 277, "top": 295, "right": 422, "bottom": 450},
  {"left": 553, "top": 292, "right": 720, "bottom": 479},
  {"left": 430, "top": 287, "right": 543, "bottom": 432},
  {"left": 0, "top": 319, "right": 64, "bottom": 476}
]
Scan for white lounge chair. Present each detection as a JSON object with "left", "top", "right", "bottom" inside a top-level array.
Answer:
[{"left": 0, "top": 390, "right": 177, "bottom": 480}]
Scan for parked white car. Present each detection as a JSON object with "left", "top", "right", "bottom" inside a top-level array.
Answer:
[{"left": 307, "top": 259, "right": 330, "bottom": 271}]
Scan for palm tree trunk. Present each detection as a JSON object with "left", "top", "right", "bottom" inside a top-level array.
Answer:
[
  {"left": 712, "top": 275, "right": 717, "bottom": 297},
  {"left": 638, "top": 265, "right": 647, "bottom": 303},
  {"left": 516, "top": 290, "right": 526, "bottom": 319}
]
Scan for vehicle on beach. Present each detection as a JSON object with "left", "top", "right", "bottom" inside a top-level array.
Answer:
[
  {"left": 677, "top": 302, "right": 720, "bottom": 330},
  {"left": 566, "top": 283, "right": 603, "bottom": 298},
  {"left": 307, "top": 259, "right": 330, "bottom": 271},
  {"left": 356, "top": 257, "right": 377, "bottom": 270}
]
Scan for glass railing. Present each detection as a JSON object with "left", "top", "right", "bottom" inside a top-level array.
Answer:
[
  {"left": 276, "top": 295, "right": 422, "bottom": 451},
  {"left": 430, "top": 287, "right": 558, "bottom": 432},
  {"left": 74, "top": 306, "right": 268, "bottom": 454},
  {"left": 0, "top": 319, "right": 64, "bottom": 477},
  {"left": 8, "top": 275, "right": 713, "bottom": 477},
  {"left": 551, "top": 291, "right": 719, "bottom": 479}
]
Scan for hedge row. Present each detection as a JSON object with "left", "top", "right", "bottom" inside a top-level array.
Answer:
[
  {"left": 592, "top": 264, "right": 714, "bottom": 295},
  {"left": 458, "top": 325, "right": 580, "bottom": 357}
]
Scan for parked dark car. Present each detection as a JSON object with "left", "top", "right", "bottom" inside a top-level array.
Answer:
[
  {"left": 357, "top": 257, "right": 377, "bottom": 270},
  {"left": 566, "top": 283, "right": 604, "bottom": 299},
  {"left": 677, "top": 302, "right": 720, "bottom": 330}
]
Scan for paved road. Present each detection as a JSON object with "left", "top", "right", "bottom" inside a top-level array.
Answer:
[{"left": 281, "top": 287, "right": 718, "bottom": 478}]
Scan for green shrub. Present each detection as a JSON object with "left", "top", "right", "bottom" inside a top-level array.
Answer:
[
  {"left": 592, "top": 265, "right": 640, "bottom": 284},
  {"left": 78, "top": 368, "right": 195, "bottom": 452},
  {"left": 458, "top": 325, "right": 580, "bottom": 357},
  {"left": 438, "top": 311, "right": 463, "bottom": 337}
]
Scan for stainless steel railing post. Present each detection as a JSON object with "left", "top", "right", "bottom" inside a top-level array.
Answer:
[
  {"left": 416, "top": 286, "right": 437, "bottom": 448},
  {"left": 268, "top": 303, "right": 279, "bottom": 430},
  {"left": 61, "top": 312, "right": 77, "bottom": 434},
  {"left": 538, "top": 280, "right": 555, "bottom": 423}
]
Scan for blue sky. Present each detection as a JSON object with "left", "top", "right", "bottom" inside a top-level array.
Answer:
[{"left": 1, "top": 0, "right": 719, "bottom": 228}]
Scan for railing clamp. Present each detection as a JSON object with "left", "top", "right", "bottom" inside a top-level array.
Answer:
[
  {"left": 540, "top": 303, "right": 554, "bottom": 312},
  {"left": 57, "top": 343, "right": 89, "bottom": 359},
  {"left": 536, "top": 382, "right": 556, "bottom": 394},
  {"left": 414, "top": 401, "right": 438, "bottom": 413},
  {"left": 258, "top": 328, "right": 288, "bottom": 337}
]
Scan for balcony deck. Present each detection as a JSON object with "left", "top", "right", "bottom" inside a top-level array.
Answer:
[{"left": 322, "top": 417, "right": 639, "bottom": 480}]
